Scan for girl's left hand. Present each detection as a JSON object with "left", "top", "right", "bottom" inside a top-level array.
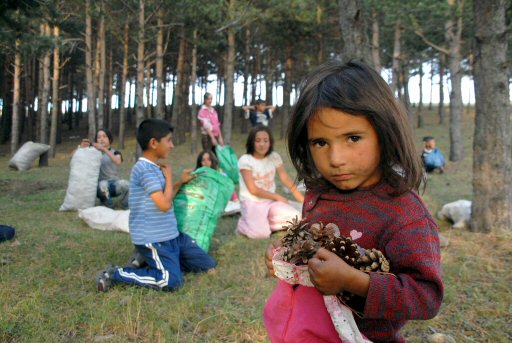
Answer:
[{"left": 308, "top": 248, "right": 353, "bottom": 295}]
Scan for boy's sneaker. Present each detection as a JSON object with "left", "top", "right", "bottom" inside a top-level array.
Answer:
[
  {"left": 124, "top": 250, "right": 146, "bottom": 268},
  {"left": 96, "top": 264, "right": 120, "bottom": 292}
]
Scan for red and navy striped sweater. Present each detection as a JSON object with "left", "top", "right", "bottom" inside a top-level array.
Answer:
[{"left": 265, "top": 183, "right": 443, "bottom": 342}]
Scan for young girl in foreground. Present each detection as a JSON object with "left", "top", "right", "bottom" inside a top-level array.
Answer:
[
  {"left": 264, "top": 61, "right": 443, "bottom": 342},
  {"left": 237, "top": 126, "right": 304, "bottom": 239}
]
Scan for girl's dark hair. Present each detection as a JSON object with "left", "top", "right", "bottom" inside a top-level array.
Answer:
[
  {"left": 245, "top": 125, "right": 274, "bottom": 157},
  {"left": 137, "top": 118, "right": 173, "bottom": 150},
  {"left": 95, "top": 129, "right": 113, "bottom": 144},
  {"left": 195, "top": 150, "right": 218, "bottom": 170},
  {"left": 287, "top": 60, "right": 424, "bottom": 196}
]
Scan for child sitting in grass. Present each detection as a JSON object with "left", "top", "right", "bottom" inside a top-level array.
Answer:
[{"left": 96, "top": 118, "right": 216, "bottom": 292}]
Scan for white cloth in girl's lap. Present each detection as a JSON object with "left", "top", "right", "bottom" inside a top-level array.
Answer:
[{"left": 238, "top": 151, "right": 283, "bottom": 202}]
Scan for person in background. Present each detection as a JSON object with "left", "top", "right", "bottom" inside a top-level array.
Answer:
[
  {"left": 421, "top": 136, "right": 446, "bottom": 173},
  {"left": 195, "top": 150, "right": 239, "bottom": 203},
  {"left": 80, "top": 129, "right": 129, "bottom": 209},
  {"left": 236, "top": 125, "right": 304, "bottom": 239},
  {"left": 264, "top": 61, "right": 443, "bottom": 342},
  {"left": 198, "top": 92, "right": 224, "bottom": 154},
  {"left": 243, "top": 99, "right": 276, "bottom": 127},
  {"left": 96, "top": 119, "right": 216, "bottom": 292}
]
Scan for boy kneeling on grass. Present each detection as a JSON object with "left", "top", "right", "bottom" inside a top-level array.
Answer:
[{"left": 96, "top": 118, "right": 217, "bottom": 292}]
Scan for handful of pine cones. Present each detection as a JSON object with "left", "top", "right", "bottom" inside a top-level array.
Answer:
[{"left": 278, "top": 217, "right": 391, "bottom": 305}]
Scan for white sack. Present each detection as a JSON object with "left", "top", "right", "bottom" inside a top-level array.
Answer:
[
  {"left": 437, "top": 200, "right": 472, "bottom": 229},
  {"left": 8, "top": 141, "right": 50, "bottom": 171},
  {"left": 59, "top": 148, "right": 102, "bottom": 211},
  {"left": 78, "top": 206, "right": 130, "bottom": 233}
]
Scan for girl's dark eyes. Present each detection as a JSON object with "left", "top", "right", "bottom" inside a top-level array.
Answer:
[
  {"left": 349, "top": 136, "right": 361, "bottom": 143},
  {"left": 311, "top": 139, "right": 327, "bottom": 147}
]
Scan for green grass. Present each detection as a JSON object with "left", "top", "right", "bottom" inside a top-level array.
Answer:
[{"left": 0, "top": 110, "right": 510, "bottom": 342}]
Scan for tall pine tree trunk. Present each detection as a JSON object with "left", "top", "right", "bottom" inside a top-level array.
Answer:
[
  {"left": 338, "top": 0, "right": 370, "bottom": 64},
  {"left": 224, "top": 19, "right": 235, "bottom": 144},
  {"left": 97, "top": 9, "right": 106, "bottom": 129},
  {"left": 49, "top": 25, "right": 60, "bottom": 158},
  {"left": 281, "top": 45, "right": 292, "bottom": 139},
  {"left": 11, "top": 39, "right": 21, "bottom": 156},
  {"left": 118, "top": 22, "right": 129, "bottom": 149},
  {"left": 391, "top": 20, "right": 401, "bottom": 96},
  {"left": 438, "top": 53, "right": 446, "bottom": 124},
  {"left": 156, "top": 7, "right": 165, "bottom": 119},
  {"left": 471, "top": 0, "right": 512, "bottom": 232},
  {"left": 171, "top": 26, "right": 185, "bottom": 144},
  {"left": 190, "top": 29, "right": 198, "bottom": 153},
  {"left": 40, "top": 23, "right": 51, "bottom": 145},
  {"left": 135, "top": 0, "right": 146, "bottom": 141},
  {"left": 371, "top": 8, "right": 381, "bottom": 73},
  {"left": 85, "top": 0, "right": 96, "bottom": 140},
  {"left": 445, "top": 0, "right": 464, "bottom": 162}
]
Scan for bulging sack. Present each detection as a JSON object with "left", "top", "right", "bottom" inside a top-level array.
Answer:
[
  {"left": 174, "top": 167, "right": 234, "bottom": 252},
  {"left": 8, "top": 141, "right": 50, "bottom": 171},
  {"left": 59, "top": 148, "right": 102, "bottom": 211}
]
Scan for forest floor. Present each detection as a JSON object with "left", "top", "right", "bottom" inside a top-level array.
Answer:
[{"left": 0, "top": 109, "right": 510, "bottom": 342}]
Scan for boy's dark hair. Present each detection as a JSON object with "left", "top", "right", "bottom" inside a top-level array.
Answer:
[
  {"left": 423, "top": 136, "right": 434, "bottom": 142},
  {"left": 137, "top": 118, "right": 173, "bottom": 150},
  {"left": 287, "top": 60, "right": 424, "bottom": 196},
  {"left": 195, "top": 150, "right": 219, "bottom": 170},
  {"left": 95, "top": 129, "right": 113, "bottom": 144},
  {"left": 246, "top": 125, "right": 274, "bottom": 157},
  {"left": 254, "top": 99, "right": 266, "bottom": 105}
]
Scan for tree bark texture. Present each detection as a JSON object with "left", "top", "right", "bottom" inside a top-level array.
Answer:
[
  {"left": 118, "top": 22, "right": 129, "bottom": 149},
  {"left": 11, "top": 39, "right": 21, "bottom": 156},
  {"left": 156, "top": 7, "right": 165, "bottom": 119},
  {"left": 337, "top": 0, "right": 370, "bottom": 64},
  {"left": 471, "top": 0, "right": 512, "bottom": 232},
  {"left": 49, "top": 26, "right": 60, "bottom": 158},
  {"left": 85, "top": 0, "right": 96, "bottom": 141}
]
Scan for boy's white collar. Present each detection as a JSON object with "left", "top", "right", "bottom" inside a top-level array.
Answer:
[{"left": 139, "top": 157, "right": 158, "bottom": 166}]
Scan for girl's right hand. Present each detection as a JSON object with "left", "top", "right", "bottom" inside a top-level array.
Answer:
[{"left": 265, "top": 240, "right": 282, "bottom": 277}]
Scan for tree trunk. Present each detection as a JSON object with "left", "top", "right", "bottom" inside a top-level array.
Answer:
[
  {"left": 146, "top": 59, "right": 152, "bottom": 118},
  {"left": 85, "top": 0, "right": 96, "bottom": 140},
  {"left": 445, "top": 0, "right": 464, "bottom": 162},
  {"left": 223, "top": 14, "right": 235, "bottom": 145},
  {"left": 265, "top": 52, "right": 274, "bottom": 106},
  {"left": 40, "top": 23, "right": 51, "bottom": 145},
  {"left": 97, "top": 9, "right": 106, "bottom": 129},
  {"left": 316, "top": 2, "right": 324, "bottom": 65},
  {"left": 171, "top": 26, "right": 185, "bottom": 144},
  {"left": 438, "top": 53, "right": 446, "bottom": 124},
  {"left": 416, "top": 62, "right": 424, "bottom": 128},
  {"left": 190, "top": 29, "right": 198, "bottom": 154},
  {"left": 118, "top": 22, "right": 129, "bottom": 149},
  {"left": 11, "top": 39, "right": 21, "bottom": 156},
  {"left": 371, "top": 8, "right": 381, "bottom": 73},
  {"left": 281, "top": 45, "right": 293, "bottom": 139},
  {"left": 391, "top": 20, "right": 401, "bottom": 96},
  {"left": 471, "top": 0, "right": 512, "bottom": 232},
  {"left": 243, "top": 27, "right": 250, "bottom": 106},
  {"left": 337, "top": 0, "right": 370, "bottom": 64},
  {"left": 106, "top": 46, "right": 113, "bottom": 130},
  {"left": 156, "top": 7, "right": 165, "bottom": 119},
  {"left": 135, "top": 0, "right": 146, "bottom": 142},
  {"left": 49, "top": 25, "right": 60, "bottom": 158}
]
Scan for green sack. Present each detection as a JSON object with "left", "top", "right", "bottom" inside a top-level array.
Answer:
[
  {"left": 216, "top": 145, "right": 239, "bottom": 184},
  {"left": 174, "top": 167, "right": 234, "bottom": 252}
]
